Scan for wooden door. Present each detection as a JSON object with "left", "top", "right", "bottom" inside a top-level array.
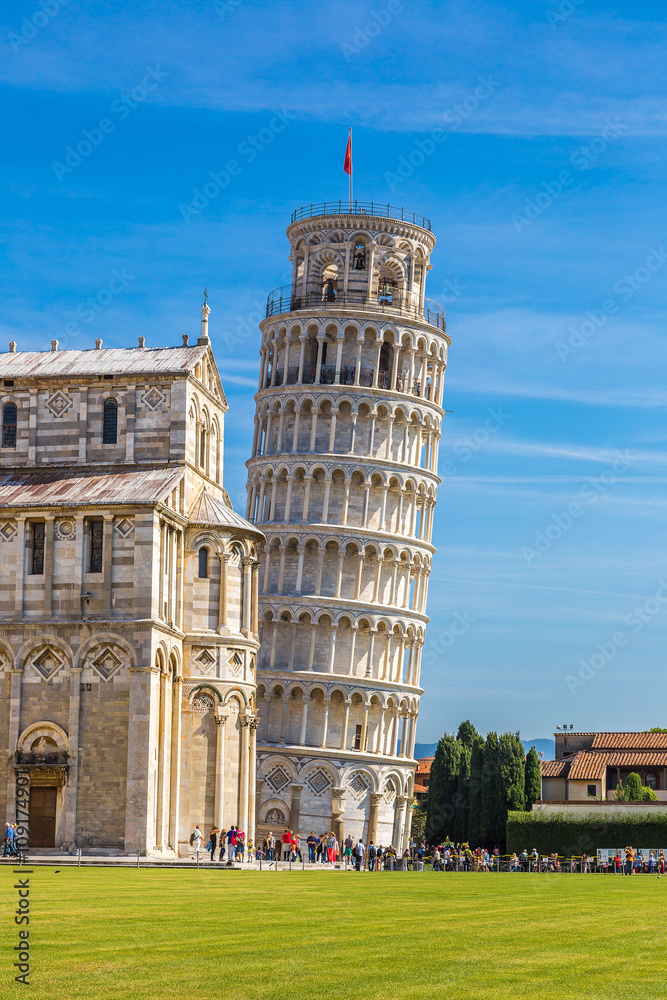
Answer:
[{"left": 29, "top": 787, "right": 57, "bottom": 847}]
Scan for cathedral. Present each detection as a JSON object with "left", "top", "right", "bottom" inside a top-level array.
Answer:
[
  {"left": 0, "top": 303, "right": 262, "bottom": 854},
  {"left": 1, "top": 201, "right": 448, "bottom": 855}
]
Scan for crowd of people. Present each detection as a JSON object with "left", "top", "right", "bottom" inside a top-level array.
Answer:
[{"left": 3, "top": 823, "right": 20, "bottom": 857}]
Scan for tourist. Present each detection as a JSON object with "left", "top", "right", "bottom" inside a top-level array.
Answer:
[
  {"left": 509, "top": 853, "right": 521, "bottom": 872},
  {"left": 624, "top": 845, "right": 634, "bottom": 875},
  {"left": 649, "top": 852, "right": 657, "bottom": 874},
  {"left": 307, "top": 831, "right": 317, "bottom": 863},
  {"left": 282, "top": 829, "right": 291, "bottom": 861},
  {"left": 218, "top": 829, "right": 227, "bottom": 862},
  {"left": 316, "top": 834, "right": 324, "bottom": 864},
  {"left": 4, "top": 823, "right": 16, "bottom": 857},
  {"left": 267, "top": 831, "right": 275, "bottom": 861},
  {"left": 327, "top": 832, "right": 336, "bottom": 865},
  {"left": 228, "top": 826, "right": 236, "bottom": 861},
  {"left": 432, "top": 846, "right": 441, "bottom": 871},
  {"left": 377, "top": 845, "right": 384, "bottom": 870},
  {"left": 237, "top": 830, "right": 245, "bottom": 862},
  {"left": 343, "top": 834, "right": 353, "bottom": 867},
  {"left": 659, "top": 851, "right": 666, "bottom": 874},
  {"left": 190, "top": 825, "right": 203, "bottom": 861},
  {"left": 247, "top": 839, "right": 254, "bottom": 862},
  {"left": 368, "top": 842, "right": 376, "bottom": 871},
  {"left": 355, "top": 838, "right": 365, "bottom": 871},
  {"left": 208, "top": 826, "right": 219, "bottom": 858}
]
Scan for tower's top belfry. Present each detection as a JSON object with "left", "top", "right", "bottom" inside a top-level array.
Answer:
[{"left": 266, "top": 201, "right": 446, "bottom": 340}]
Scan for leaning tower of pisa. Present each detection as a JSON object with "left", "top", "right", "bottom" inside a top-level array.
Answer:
[{"left": 245, "top": 201, "right": 449, "bottom": 851}]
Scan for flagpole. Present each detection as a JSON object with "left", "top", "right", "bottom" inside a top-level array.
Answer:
[{"left": 349, "top": 127, "right": 353, "bottom": 208}]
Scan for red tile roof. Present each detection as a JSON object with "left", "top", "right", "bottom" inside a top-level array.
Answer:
[
  {"left": 413, "top": 783, "right": 429, "bottom": 794},
  {"left": 541, "top": 759, "right": 570, "bottom": 777},
  {"left": 608, "top": 751, "right": 667, "bottom": 768},
  {"left": 415, "top": 756, "right": 435, "bottom": 774},
  {"left": 591, "top": 732, "right": 667, "bottom": 750},
  {"left": 567, "top": 752, "right": 610, "bottom": 781}
]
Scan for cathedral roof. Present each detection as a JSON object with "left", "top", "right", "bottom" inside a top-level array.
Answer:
[
  {"left": 0, "top": 345, "right": 209, "bottom": 378},
  {"left": 187, "top": 488, "right": 263, "bottom": 537},
  {"left": 0, "top": 467, "right": 184, "bottom": 506}
]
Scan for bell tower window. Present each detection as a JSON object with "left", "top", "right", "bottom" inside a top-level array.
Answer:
[
  {"left": 353, "top": 242, "right": 366, "bottom": 270},
  {"left": 321, "top": 264, "right": 338, "bottom": 302},
  {"left": 102, "top": 398, "right": 118, "bottom": 444}
]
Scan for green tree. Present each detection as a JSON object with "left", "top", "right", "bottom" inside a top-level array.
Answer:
[
  {"left": 454, "top": 740, "right": 472, "bottom": 843},
  {"left": 456, "top": 719, "right": 479, "bottom": 749},
  {"left": 642, "top": 785, "right": 658, "bottom": 801},
  {"left": 647, "top": 727, "right": 667, "bottom": 733},
  {"left": 524, "top": 746, "right": 542, "bottom": 810},
  {"left": 497, "top": 733, "right": 525, "bottom": 839},
  {"left": 624, "top": 772, "right": 643, "bottom": 801},
  {"left": 480, "top": 731, "right": 499, "bottom": 845},
  {"left": 410, "top": 804, "right": 427, "bottom": 842},
  {"left": 425, "top": 734, "right": 461, "bottom": 843},
  {"left": 467, "top": 735, "right": 485, "bottom": 846}
]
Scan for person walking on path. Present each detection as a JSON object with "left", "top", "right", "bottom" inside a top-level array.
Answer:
[
  {"left": 267, "top": 831, "right": 276, "bottom": 861},
  {"left": 218, "top": 829, "right": 227, "bottom": 862},
  {"left": 208, "top": 826, "right": 219, "bottom": 858},
  {"left": 368, "top": 842, "right": 376, "bottom": 871},
  {"left": 190, "top": 825, "right": 203, "bottom": 861},
  {"left": 307, "top": 832, "right": 317, "bottom": 863},
  {"left": 281, "top": 829, "right": 291, "bottom": 861},
  {"left": 344, "top": 834, "right": 353, "bottom": 867},
  {"left": 227, "top": 826, "right": 236, "bottom": 861}
]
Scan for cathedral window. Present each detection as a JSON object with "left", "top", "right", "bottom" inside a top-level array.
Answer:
[
  {"left": 102, "top": 398, "right": 118, "bottom": 444},
  {"left": 31, "top": 522, "right": 45, "bottom": 575},
  {"left": 2, "top": 402, "right": 17, "bottom": 448},
  {"left": 198, "top": 547, "right": 208, "bottom": 578},
  {"left": 89, "top": 521, "right": 104, "bottom": 573}
]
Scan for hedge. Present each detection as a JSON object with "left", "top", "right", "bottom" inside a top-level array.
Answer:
[{"left": 506, "top": 810, "right": 667, "bottom": 856}]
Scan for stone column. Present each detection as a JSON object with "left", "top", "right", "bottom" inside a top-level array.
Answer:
[
  {"left": 399, "top": 713, "right": 408, "bottom": 758},
  {"left": 13, "top": 518, "right": 25, "bottom": 618},
  {"left": 391, "top": 709, "right": 400, "bottom": 756},
  {"left": 64, "top": 666, "right": 82, "bottom": 847},
  {"left": 284, "top": 475, "right": 294, "bottom": 521},
  {"left": 214, "top": 712, "right": 227, "bottom": 830},
  {"left": 5, "top": 670, "right": 22, "bottom": 827},
  {"left": 251, "top": 561, "right": 259, "bottom": 634},
  {"left": 289, "top": 783, "right": 304, "bottom": 833},
  {"left": 354, "top": 553, "right": 364, "bottom": 598},
  {"left": 103, "top": 515, "right": 114, "bottom": 618},
  {"left": 306, "top": 623, "right": 317, "bottom": 670},
  {"left": 299, "top": 696, "right": 310, "bottom": 745},
  {"left": 335, "top": 550, "right": 345, "bottom": 597},
  {"left": 347, "top": 626, "right": 358, "bottom": 675},
  {"left": 242, "top": 558, "right": 252, "bottom": 635},
  {"left": 320, "top": 697, "right": 330, "bottom": 748},
  {"left": 279, "top": 694, "right": 290, "bottom": 743},
  {"left": 43, "top": 516, "right": 55, "bottom": 616},
  {"left": 295, "top": 545, "right": 305, "bottom": 594},
  {"left": 340, "top": 699, "right": 351, "bottom": 750},
  {"left": 169, "top": 675, "right": 182, "bottom": 852},
  {"left": 376, "top": 707, "right": 386, "bottom": 755},
  {"left": 302, "top": 476, "right": 313, "bottom": 520},
  {"left": 217, "top": 553, "right": 229, "bottom": 633},
  {"left": 291, "top": 410, "right": 301, "bottom": 452},
  {"left": 239, "top": 716, "right": 250, "bottom": 834},
  {"left": 248, "top": 720, "right": 259, "bottom": 847},
  {"left": 368, "top": 791, "right": 382, "bottom": 845},
  {"left": 393, "top": 795, "right": 408, "bottom": 849},
  {"left": 360, "top": 703, "right": 369, "bottom": 753},
  {"left": 365, "top": 629, "right": 376, "bottom": 678},
  {"left": 332, "top": 786, "right": 346, "bottom": 845},
  {"left": 328, "top": 624, "right": 337, "bottom": 673}
]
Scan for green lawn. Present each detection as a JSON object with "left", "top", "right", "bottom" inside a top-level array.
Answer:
[{"left": 1, "top": 866, "right": 665, "bottom": 999}]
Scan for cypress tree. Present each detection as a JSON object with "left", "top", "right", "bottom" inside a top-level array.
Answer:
[
  {"left": 467, "top": 734, "right": 485, "bottom": 847},
  {"left": 524, "top": 746, "right": 542, "bottom": 810},
  {"left": 455, "top": 740, "right": 472, "bottom": 843},
  {"left": 480, "top": 731, "right": 499, "bottom": 846},
  {"left": 425, "top": 734, "right": 461, "bottom": 843},
  {"left": 456, "top": 719, "right": 478, "bottom": 749}
]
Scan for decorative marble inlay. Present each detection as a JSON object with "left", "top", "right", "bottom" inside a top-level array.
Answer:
[
  {"left": 0, "top": 520, "right": 17, "bottom": 541},
  {"left": 88, "top": 645, "right": 124, "bottom": 681},
  {"left": 266, "top": 766, "right": 290, "bottom": 792},
  {"left": 55, "top": 518, "right": 76, "bottom": 540},
  {"left": 192, "top": 693, "right": 215, "bottom": 714},
  {"left": 45, "top": 390, "right": 73, "bottom": 418},
  {"left": 142, "top": 387, "right": 166, "bottom": 411},
  {"left": 350, "top": 772, "right": 370, "bottom": 797},
  {"left": 306, "top": 768, "right": 332, "bottom": 796},
  {"left": 114, "top": 517, "right": 134, "bottom": 537},
  {"left": 32, "top": 647, "right": 65, "bottom": 681}
]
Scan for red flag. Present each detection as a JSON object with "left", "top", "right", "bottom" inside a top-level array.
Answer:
[{"left": 343, "top": 131, "right": 352, "bottom": 175}]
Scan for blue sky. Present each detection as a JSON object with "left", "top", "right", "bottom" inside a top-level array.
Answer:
[{"left": 2, "top": 0, "right": 667, "bottom": 741}]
